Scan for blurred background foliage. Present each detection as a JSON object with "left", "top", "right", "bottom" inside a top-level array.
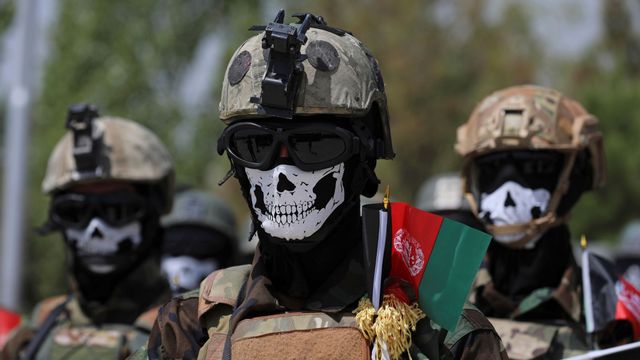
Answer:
[{"left": 1, "top": 0, "right": 640, "bottom": 309}]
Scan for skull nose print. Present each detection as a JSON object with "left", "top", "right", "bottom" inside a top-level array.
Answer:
[
  {"left": 504, "top": 191, "right": 516, "bottom": 207},
  {"left": 277, "top": 173, "right": 296, "bottom": 192},
  {"left": 91, "top": 227, "right": 103, "bottom": 239}
]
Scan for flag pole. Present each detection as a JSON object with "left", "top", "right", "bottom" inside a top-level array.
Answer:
[{"left": 580, "top": 234, "right": 595, "bottom": 349}]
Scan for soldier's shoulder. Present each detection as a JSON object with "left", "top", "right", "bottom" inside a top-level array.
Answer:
[
  {"left": 200, "top": 264, "right": 251, "bottom": 306},
  {"left": 444, "top": 301, "right": 496, "bottom": 348},
  {"left": 31, "top": 295, "right": 68, "bottom": 327}
]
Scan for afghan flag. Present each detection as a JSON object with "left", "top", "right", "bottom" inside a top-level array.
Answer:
[
  {"left": 582, "top": 248, "right": 640, "bottom": 341},
  {"left": 0, "top": 306, "right": 21, "bottom": 349},
  {"left": 615, "top": 277, "right": 640, "bottom": 339},
  {"left": 362, "top": 201, "right": 492, "bottom": 331}
]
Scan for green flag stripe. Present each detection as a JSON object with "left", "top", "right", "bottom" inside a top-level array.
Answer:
[{"left": 417, "top": 218, "right": 491, "bottom": 331}]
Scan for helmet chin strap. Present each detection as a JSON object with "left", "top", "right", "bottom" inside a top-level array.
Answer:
[{"left": 468, "top": 151, "right": 577, "bottom": 249}]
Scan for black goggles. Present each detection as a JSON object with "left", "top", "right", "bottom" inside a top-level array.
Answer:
[
  {"left": 217, "top": 122, "right": 361, "bottom": 171},
  {"left": 50, "top": 192, "right": 147, "bottom": 229},
  {"left": 472, "top": 150, "right": 565, "bottom": 190}
]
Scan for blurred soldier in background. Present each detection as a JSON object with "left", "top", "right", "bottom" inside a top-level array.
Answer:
[
  {"left": 415, "top": 172, "right": 484, "bottom": 230},
  {"left": 141, "top": 11, "right": 506, "bottom": 360},
  {"left": 1, "top": 104, "right": 174, "bottom": 360},
  {"left": 235, "top": 217, "right": 258, "bottom": 265},
  {"left": 616, "top": 220, "right": 640, "bottom": 289},
  {"left": 457, "top": 85, "right": 606, "bottom": 359},
  {"left": 161, "top": 188, "right": 237, "bottom": 294}
]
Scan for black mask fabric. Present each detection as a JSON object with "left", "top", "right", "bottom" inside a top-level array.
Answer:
[{"left": 487, "top": 224, "right": 573, "bottom": 302}]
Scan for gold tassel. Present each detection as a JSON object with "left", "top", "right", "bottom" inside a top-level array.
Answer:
[{"left": 354, "top": 295, "right": 425, "bottom": 360}]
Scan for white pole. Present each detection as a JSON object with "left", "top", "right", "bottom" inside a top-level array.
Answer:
[{"left": 0, "top": 0, "right": 38, "bottom": 310}]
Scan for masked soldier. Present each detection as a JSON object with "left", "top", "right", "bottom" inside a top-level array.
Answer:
[
  {"left": 161, "top": 188, "right": 237, "bottom": 295},
  {"left": 1, "top": 104, "right": 174, "bottom": 360},
  {"left": 456, "top": 85, "right": 606, "bottom": 359},
  {"left": 140, "top": 11, "right": 506, "bottom": 360},
  {"left": 415, "top": 172, "right": 484, "bottom": 230}
]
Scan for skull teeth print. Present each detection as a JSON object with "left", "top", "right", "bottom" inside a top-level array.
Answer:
[
  {"left": 246, "top": 163, "right": 345, "bottom": 241},
  {"left": 265, "top": 201, "right": 315, "bottom": 225}
]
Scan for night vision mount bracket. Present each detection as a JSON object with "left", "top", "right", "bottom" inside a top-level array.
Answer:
[
  {"left": 249, "top": 10, "right": 345, "bottom": 119},
  {"left": 65, "top": 103, "right": 104, "bottom": 175}
]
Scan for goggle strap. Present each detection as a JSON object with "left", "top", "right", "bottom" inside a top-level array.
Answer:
[{"left": 218, "top": 166, "right": 236, "bottom": 186}]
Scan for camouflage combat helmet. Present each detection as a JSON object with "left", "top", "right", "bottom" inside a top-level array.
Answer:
[
  {"left": 162, "top": 189, "right": 237, "bottom": 241},
  {"left": 456, "top": 85, "right": 605, "bottom": 248},
  {"left": 219, "top": 11, "right": 394, "bottom": 160},
  {"left": 42, "top": 104, "right": 174, "bottom": 213},
  {"left": 415, "top": 172, "right": 471, "bottom": 213}
]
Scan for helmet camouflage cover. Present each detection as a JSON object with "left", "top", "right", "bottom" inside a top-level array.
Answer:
[
  {"left": 162, "top": 189, "right": 237, "bottom": 241},
  {"left": 219, "top": 12, "right": 394, "bottom": 159},
  {"left": 42, "top": 109, "right": 174, "bottom": 214},
  {"left": 456, "top": 85, "right": 605, "bottom": 247}
]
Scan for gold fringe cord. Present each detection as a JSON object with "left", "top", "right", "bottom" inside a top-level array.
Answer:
[{"left": 354, "top": 295, "right": 425, "bottom": 360}]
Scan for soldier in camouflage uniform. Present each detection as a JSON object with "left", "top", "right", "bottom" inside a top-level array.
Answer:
[
  {"left": 1, "top": 104, "right": 174, "bottom": 360},
  {"left": 161, "top": 188, "right": 238, "bottom": 295},
  {"left": 456, "top": 85, "right": 606, "bottom": 359},
  {"left": 140, "top": 11, "right": 507, "bottom": 360},
  {"left": 415, "top": 172, "right": 484, "bottom": 231}
]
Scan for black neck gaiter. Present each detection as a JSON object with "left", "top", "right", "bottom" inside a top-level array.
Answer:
[
  {"left": 488, "top": 224, "right": 573, "bottom": 302},
  {"left": 258, "top": 203, "right": 362, "bottom": 303}
]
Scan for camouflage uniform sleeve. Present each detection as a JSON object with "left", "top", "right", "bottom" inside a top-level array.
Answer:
[
  {"left": 448, "top": 330, "right": 508, "bottom": 360},
  {"left": 441, "top": 303, "right": 508, "bottom": 360},
  {"left": 147, "top": 293, "right": 205, "bottom": 360}
]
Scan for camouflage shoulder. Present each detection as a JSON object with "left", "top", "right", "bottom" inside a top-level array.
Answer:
[
  {"left": 31, "top": 295, "right": 67, "bottom": 327},
  {"left": 489, "top": 317, "right": 561, "bottom": 360},
  {"left": 177, "top": 288, "right": 200, "bottom": 300},
  {"left": 199, "top": 264, "right": 251, "bottom": 308},
  {"left": 443, "top": 301, "right": 496, "bottom": 348}
]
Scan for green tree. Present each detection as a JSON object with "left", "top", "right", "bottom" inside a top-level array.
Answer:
[{"left": 564, "top": 0, "right": 640, "bottom": 243}]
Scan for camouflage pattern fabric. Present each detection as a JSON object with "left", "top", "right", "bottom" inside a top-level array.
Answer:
[
  {"left": 1, "top": 257, "right": 170, "bottom": 360},
  {"left": 146, "top": 256, "right": 507, "bottom": 359},
  {"left": 0, "top": 297, "right": 161, "bottom": 360},
  {"left": 472, "top": 264, "right": 588, "bottom": 359},
  {"left": 42, "top": 116, "right": 175, "bottom": 213}
]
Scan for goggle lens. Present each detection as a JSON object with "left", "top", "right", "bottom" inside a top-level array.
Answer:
[
  {"left": 221, "top": 123, "right": 358, "bottom": 170},
  {"left": 51, "top": 193, "right": 146, "bottom": 228}
]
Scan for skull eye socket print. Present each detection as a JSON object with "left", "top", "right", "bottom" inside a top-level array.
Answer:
[
  {"left": 478, "top": 181, "right": 551, "bottom": 247},
  {"left": 245, "top": 163, "right": 345, "bottom": 240}
]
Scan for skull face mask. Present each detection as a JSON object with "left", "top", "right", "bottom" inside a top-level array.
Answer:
[
  {"left": 479, "top": 181, "right": 551, "bottom": 248},
  {"left": 245, "top": 163, "right": 345, "bottom": 241},
  {"left": 65, "top": 218, "right": 143, "bottom": 274},
  {"left": 161, "top": 255, "right": 219, "bottom": 294}
]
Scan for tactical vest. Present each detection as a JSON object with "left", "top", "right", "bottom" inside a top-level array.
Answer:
[
  {"left": 30, "top": 296, "right": 158, "bottom": 360},
  {"left": 196, "top": 265, "right": 488, "bottom": 360}
]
